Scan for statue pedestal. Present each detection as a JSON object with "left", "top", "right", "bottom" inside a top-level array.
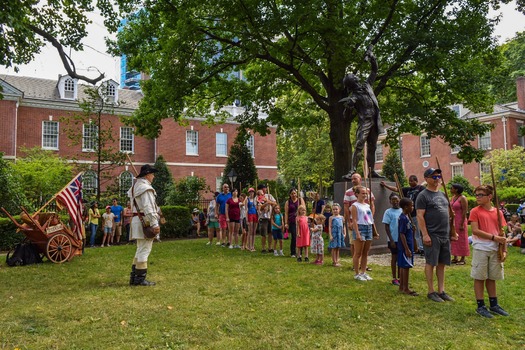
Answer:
[{"left": 333, "top": 179, "right": 396, "bottom": 255}]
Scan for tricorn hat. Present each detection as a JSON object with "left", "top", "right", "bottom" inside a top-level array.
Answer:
[{"left": 138, "top": 164, "right": 158, "bottom": 178}]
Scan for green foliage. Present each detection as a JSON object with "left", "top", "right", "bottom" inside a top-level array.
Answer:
[
  {"left": 448, "top": 175, "right": 475, "bottom": 196},
  {"left": 506, "top": 203, "right": 520, "bottom": 214},
  {"left": 481, "top": 146, "right": 525, "bottom": 187},
  {"left": 11, "top": 148, "right": 73, "bottom": 209},
  {"left": 159, "top": 205, "right": 192, "bottom": 238},
  {"left": 490, "top": 31, "right": 525, "bottom": 103},
  {"left": 497, "top": 186, "right": 525, "bottom": 204},
  {"left": 0, "top": 153, "right": 29, "bottom": 214},
  {"left": 0, "top": 216, "right": 23, "bottom": 251},
  {"left": 165, "top": 176, "right": 209, "bottom": 206},
  {"left": 152, "top": 155, "right": 174, "bottom": 206},
  {"left": 114, "top": 0, "right": 504, "bottom": 180},
  {"left": 222, "top": 129, "right": 258, "bottom": 191},
  {"left": 381, "top": 149, "right": 406, "bottom": 187}
]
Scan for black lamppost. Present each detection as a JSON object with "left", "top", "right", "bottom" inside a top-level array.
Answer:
[{"left": 227, "top": 169, "right": 237, "bottom": 190}]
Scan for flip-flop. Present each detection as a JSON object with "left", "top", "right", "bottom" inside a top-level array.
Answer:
[
  {"left": 409, "top": 291, "right": 419, "bottom": 296},
  {"left": 451, "top": 259, "right": 458, "bottom": 264},
  {"left": 456, "top": 261, "right": 466, "bottom": 265}
]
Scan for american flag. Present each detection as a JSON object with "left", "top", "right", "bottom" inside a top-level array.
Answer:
[{"left": 56, "top": 173, "right": 84, "bottom": 240}]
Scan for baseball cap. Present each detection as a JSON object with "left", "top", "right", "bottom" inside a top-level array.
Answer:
[
  {"left": 248, "top": 188, "right": 255, "bottom": 193},
  {"left": 423, "top": 168, "right": 442, "bottom": 178}
]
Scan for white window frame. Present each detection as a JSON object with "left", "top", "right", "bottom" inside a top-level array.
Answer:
[
  {"left": 216, "top": 132, "right": 228, "bottom": 157},
  {"left": 246, "top": 134, "right": 255, "bottom": 158},
  {"left": 120, "top": 127, "right": 134, "bottom": 153},
  {"left": 374, "top": 142, "right": 383, "bottom": 162},
  {"left": 119, "top": 171, "right": 134, "bottom": 197},
  {"left": 186, "top": 130, "right": 199, "bottom": 155},
  {"left": 42, "top": 120, "right": 59, "bottom": 150},
  {"left": 479, "top": 130, "right": 492, "bottom": 150},
  {"left": 82, "top": 124, "right": 98, "bottom": 152},
  {"left": 215, "top": 177, "right": 222, "bottom": 192},
  {"left": 451, "top": 163, "right": 464, "bottom": 177},
  {"left": 479, "top": 162, "right": 491, "bottom": 184},
  {"left": 420, "top": 135, "right": 430, "bottom": 157},
  {"left": 82, "top": 170, "right": 98, "bottom": 196},
  {"left": 64, "top": 78, "right": 75, "bottom": 99}
]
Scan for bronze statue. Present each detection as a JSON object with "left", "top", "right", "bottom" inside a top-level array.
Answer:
[{"left": 340, "top": 45, "right": 385, "bottom": 180}]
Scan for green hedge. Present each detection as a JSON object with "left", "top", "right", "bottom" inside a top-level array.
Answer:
[{"left": 0, "top": 206, "right": 194, "bottom": 251}]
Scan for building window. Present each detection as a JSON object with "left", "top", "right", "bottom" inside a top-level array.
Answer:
[
  {"left": 479, "top": 130, "right": 492, "bottom": 150},
  {"left": 451, "top": 164, "right": 464, "bottom": 177},
  {"left": 82, "top": 124, "right": 98, "bottom": 152},
  {"left": 186, "top": 130, "right": 198, "bottom": 155},
  {"left": 375, "top": 143, "right": 383, "bottom": 162},
  {"left": 517, "top": 121, "right": 524, "bottom": 147},
  {"left": 83, "top": 170, "right": 98, "bottom": 196},
  {"left": 480, "top": 162, "right": 491, "bottom": 184},
  {"left": 216, "top": 177, "right": 222, "bottom": 192},
  {"left": 216, "top": 132, "right": 227, "bottom": 156},
  {"left": 42, "top": 121, "right": 59, "bottom": 150},
  {"left": 246, "top": 134, "right": 255, "bottom": 158},
  {"left": 120, "top": 127, "right": 134, "bottom": 153},
  {"left": 420, "top": 135, "right": 430, "bottom": 157},
  {"left": 64, "top": 78, "right": 75, "bottom": 99},
  {"left": 119, "top": 171, "right": 134, "bottom": 197}
]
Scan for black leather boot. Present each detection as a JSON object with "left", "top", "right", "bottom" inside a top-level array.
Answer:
[
  {"left": 129, "top": 265, "right": 136, "bottom": 286},
  {"left": 133, "top": 269, "right": 156, "bottom": 286}
]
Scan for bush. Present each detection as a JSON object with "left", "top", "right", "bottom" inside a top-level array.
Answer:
[
  {"left": 506, "top": 203, "right": 520, "bottom": 214},
  {"left": 497, "top": 187, "right": 525, "bottom": 204},
  {"left": 160, "top": 206, "right": 192, "bottom": 239},
  {"left": 0, "top": 217, "right": 24, "bottom": 252}
]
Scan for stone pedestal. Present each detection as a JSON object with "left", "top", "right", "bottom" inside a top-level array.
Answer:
[{"left": 333, "top": 179, "right": 396, "bottom": 255}]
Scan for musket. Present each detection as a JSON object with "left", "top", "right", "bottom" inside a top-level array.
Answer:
[
  {"left": 490, "top": 164, "right": 506, "bottom": 261},
  {"left": 435, "top": 158, "right": 458, "bottom": 240}
]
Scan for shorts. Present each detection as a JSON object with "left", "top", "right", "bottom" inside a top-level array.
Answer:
[
  {"left": 208, "top": 221, "right": 219, "bottom": 229},
  {"left": 424, "top": 235, "right": 451, "bottom": 266},
  {"left": 352, "top": 224, "right": 373, "bottom": 241},
  {"left": 104, "top": 226, "right": 112, "bottom": 234},
  {"left": 471, "top": 249, "right": 504, "bottom": 280},
  {"left": 259, "top": 219, "right": 269, "bottom": 237},
  {"left": 219, "top": 214, "right": 227, "bottom": 229},
  {"left": 272, "top": 229, "right": 283, "bottom": 240},
  {"left": 229, "top": 219, "right": 240, "bottom": 223},
  {"left": 248, "top": 214, "right": 258, "bottom": 223}
]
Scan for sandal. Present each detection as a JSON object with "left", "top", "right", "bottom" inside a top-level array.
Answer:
[
  {"left": 451, "top": 258, "right": 458, "bottom": 264},
  {"left": 456, "top": 260, "right": 466, "bottom": 265}
]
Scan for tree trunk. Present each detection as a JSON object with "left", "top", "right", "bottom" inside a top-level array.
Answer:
[{"left": 328, "top": 103, "right": 353, "bottom": 181}]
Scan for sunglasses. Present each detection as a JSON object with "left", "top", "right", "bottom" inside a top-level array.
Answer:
[
  {"left": 429, "top": 175, "right": 442, "bottom": 180},
  {"left": 474, "top": 193, "right": 488, "bottom": 198}
]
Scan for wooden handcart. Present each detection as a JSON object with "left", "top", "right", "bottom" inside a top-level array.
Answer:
[{"left": 1, "top": 207, "right": 83, "bottom": 263}]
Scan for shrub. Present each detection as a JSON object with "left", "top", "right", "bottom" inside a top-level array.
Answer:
[{"left": 160, "top": 206, "right": 192, "bottom": 238}]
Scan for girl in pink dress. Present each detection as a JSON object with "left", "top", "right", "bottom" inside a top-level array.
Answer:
[
  {"left": 296, "top": 205, "right": 311, "bottom": 262},
  {"left": 450, "top": 184, "right": 470, "bottom": 264}
]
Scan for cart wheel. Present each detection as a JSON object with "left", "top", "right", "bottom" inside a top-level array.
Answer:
[{"left": 46, "top": 233, "right": 72, "bottom": 263}]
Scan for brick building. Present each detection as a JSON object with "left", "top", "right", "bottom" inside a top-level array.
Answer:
[
  {"left": 374, "top": 78, "right": 525, "bottom": 184},
  {"left": 0, "top": 75, "right": 278, "bottom": 197}
]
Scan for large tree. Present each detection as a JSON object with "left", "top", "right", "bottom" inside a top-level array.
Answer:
[
  {"left": 114, "top": 1, "right": 523, "bottom": 181},
  {"left": 490, "top": 31, "right": 525, "bottom": 103},
  {"left": 0, "top": 0, "right": 131, "bottom": 85}
]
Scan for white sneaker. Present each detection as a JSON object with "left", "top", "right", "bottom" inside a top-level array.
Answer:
[
  {"left": 236, "top": 245, "right": 241, "bottom": 249},
  {"left": 274, "top": 250, "right": 279, "bottom": 256},
  {"left": 354, "top": 274, "right": 367, "bottom": 281},
  {"left": 216, "top": 242, "right": 221, "bottom": 246},
  {"left": 229, "top": 245, "right": 233, "bottom": 249},
  {"left": 279, "top": 250, "right": 284, "bottom": 256},
  {"left": 206, "top": 242, "right": 211, "bottom": 246},
  {"left": 362, "top": 273, "right": 373, "bottom": 281},
  {"left": 100, "top": 244, "right": 105, "bottom": 247}
]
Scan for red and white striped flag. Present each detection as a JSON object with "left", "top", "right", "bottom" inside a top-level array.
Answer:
[{"left": 56, "top": 173, "right": 84, "bottom": 240}]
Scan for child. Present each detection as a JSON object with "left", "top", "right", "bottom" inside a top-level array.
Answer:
[
  {"left": 397, "top": 198, "right": 417, "bottom": 296},
  {"left": 351, "top": 186, "right": 374, "bottom": 280},
  {"left": 323, "top": 204, "right": 332, "bottom": 233},
  {"left": 245, "top": 188, "right": 258, "bottom": 252},
  {"left": 191, "top": 208, "right": 200, "bottom": 236},
  {"left": 296, "top": 205, "right": 310, "bottom": 262},
  {"left": 328, "top": 203, "right": 345, "bottom": 267},
  {"left": 271, "top": 205, "right": 284, "bottom": 256},
  {"left": 101, "top": 205, "right": 115, "bottom": 247},
  {"left": 240, "top": 193, "right": 248, "bottom": 250},
  {"left": 382, "top": 193, "right": 402, "bottom": 286},
  {"left": 469, "top": 185, "right": 508, "bottom": 318},
  {"left": 311, "top": 214, "right": 326, "bottom": 265}
]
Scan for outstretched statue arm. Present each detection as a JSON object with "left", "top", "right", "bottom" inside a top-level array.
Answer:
[{"left": 365, "top": 45, "right": 378, "bottom": 85}]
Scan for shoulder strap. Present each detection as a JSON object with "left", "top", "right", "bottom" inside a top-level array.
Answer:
[{"left": 132, "top": 183, "right": 149, "bottom": 228}]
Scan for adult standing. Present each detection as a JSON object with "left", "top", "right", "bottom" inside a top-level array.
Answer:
[
  {"left": 88, "top": 201, "right": 100, "bottom": 248},
  {"left": 416, "top": 168, "right": 454, "bottom": 302},
  {"left": 381, "top": 175, "right": 425, "bottom": 253},
  {"left": 259, "top": 184, "right": 277, "bottom": 252},
  {"left": 450, "top": 184, "right": 470, "bottom": 265},
  {"left": 344, "top": 173, "right": 374, "bottom": 257},
  {"left": 123, "top": 201, "right": 133, "bottom": 243},
  {"left": 312, "top": 192, "right": 326, "bottom": 216},
  {"left": 215, "top": 183, "right": 232, "bottom": 246},
  {"left": 206, "top": 192, "right": 220, "bottom": 246},
  {"left": 110, "top": 198, "right": 124, "bottom": 245},
  {"left": 128, "top": 164, "right": 161, "bottom": 286},
  {"left": 226, "top": 188, "right": 242, "bottom": 249},
  {"left": 284, "top": 188, "right": 305, "bottom": 258}
]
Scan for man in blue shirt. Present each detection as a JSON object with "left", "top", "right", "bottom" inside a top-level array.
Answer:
[
  {"left": 111, "top": 198, "right": 124, "bottom": 245},
  {"left": 215, "top": 183, "right": 232, "bottom": 246}
]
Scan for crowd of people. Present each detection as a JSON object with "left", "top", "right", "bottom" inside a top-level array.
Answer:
[{"left": 85, "top": 198, "right": 135, "bottom": 248}]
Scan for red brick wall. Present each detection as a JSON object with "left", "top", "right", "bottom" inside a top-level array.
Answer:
[{"left": 0, "top": 100, "right": 17, "bottom": 157}]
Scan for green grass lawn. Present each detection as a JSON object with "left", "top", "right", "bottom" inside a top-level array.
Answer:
[{"left": 1, "top": 238, "right": 524, "bottom": 350}]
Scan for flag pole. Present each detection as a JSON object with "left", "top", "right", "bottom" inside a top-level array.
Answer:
[{"left": 33, "top": 172, "right": 84, "bottom": 217}]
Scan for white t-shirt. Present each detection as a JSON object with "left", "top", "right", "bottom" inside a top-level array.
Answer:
[{"left": 351, "top": 202, "right": 374, "bottom": 225}]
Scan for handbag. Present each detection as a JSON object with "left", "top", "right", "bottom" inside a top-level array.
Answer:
[
  {"left": 283, "top": 228, "right": 289, "bottom": 240},
  {"left": 132, "top": 184, "right": 158, "bottom": 239}
]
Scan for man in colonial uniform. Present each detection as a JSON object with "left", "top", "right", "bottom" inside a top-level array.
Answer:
[{"left": 128, "top": 164, "right": 160, "bottom": 286}]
